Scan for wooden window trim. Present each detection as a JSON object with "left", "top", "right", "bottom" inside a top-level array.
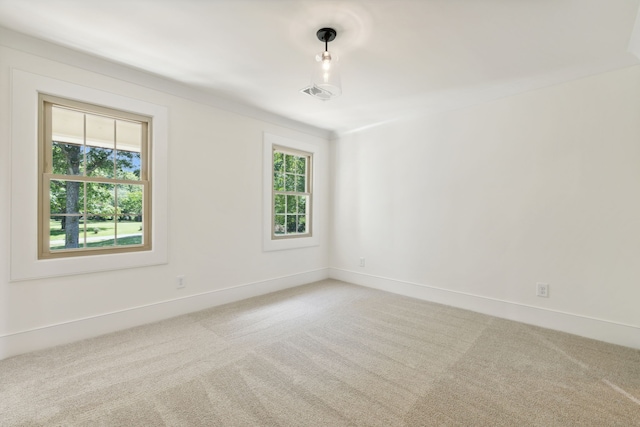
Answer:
[{"left": 38, "top": 94, "right": 153, "bottom": 259}]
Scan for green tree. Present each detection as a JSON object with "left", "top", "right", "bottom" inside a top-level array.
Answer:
[
  {"left": 118, "top": 186, "right": 143, "bottom": 221},
  {"left": 52, "top": 142, "right": 138, "bottom": 248},
  {"left": 52, "top": 143, "right": 83, "bottom": 248}
]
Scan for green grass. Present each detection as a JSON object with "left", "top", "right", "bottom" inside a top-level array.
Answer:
[
  {"left": 50, "top": 219, "right": 142, "bottom": 238},
  {"left": 50, "top": 235, "right": 142, "bottom": 250},
  {"left": 49, "top": 219, "right": 143, "bottom": 250}
]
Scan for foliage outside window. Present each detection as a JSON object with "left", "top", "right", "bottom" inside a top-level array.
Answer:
[
  {"left": 272, "top": 146, "right": 312, "bottom": 238},
  {"left": 39, "top": 94, "right": 151, "bottom": 258}
]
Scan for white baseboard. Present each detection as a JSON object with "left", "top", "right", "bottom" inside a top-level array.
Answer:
[
  {"left": 330, "top": 268, "right": 640, "bottom": 350},
  {"left": 0, "top": 268, "right": 330, "bottom": 360},
  {"left": 4, "top": 267, "right": 636, "bottom": 360}
]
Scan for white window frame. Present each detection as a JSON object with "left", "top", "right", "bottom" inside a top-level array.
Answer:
[
  {"left": 263, "top": 133, "right": 320, "bottom": 251},
  {"left": 10, "top": 70, "right": 168, "bottom": 281}
]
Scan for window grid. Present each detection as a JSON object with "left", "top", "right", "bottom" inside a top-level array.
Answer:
[
  {"left": 272, "top": 146, "right": 312, "bottom": 239},
  {"left": 39, "top": 94, "right": 152, "bottom": 258}
]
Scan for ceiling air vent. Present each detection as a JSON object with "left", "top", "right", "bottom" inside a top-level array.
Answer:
[{"left": 300, "top": 84, "right": 333, "bottom": 101}]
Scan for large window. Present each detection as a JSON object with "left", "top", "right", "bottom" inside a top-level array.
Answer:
[
  {"left": 38, "top": 94, "right": 151, "bottom": 259},
  {"left": 272, "top": 146, "right": 312, "bottom": 238}
]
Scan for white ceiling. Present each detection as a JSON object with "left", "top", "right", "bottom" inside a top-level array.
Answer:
[{"left": 1, "top": 0, "right": 639, "bottom": 136}]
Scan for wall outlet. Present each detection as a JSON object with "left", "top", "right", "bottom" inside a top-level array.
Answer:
[
  {"left": 176, "top": 275, "right": 186, "bottom": 289},
  {"left": 536, "top": 283, "right": 549, "bottom": 298},
  {"left": 359, "top": 257, "right": 365, "bottom": 267}
]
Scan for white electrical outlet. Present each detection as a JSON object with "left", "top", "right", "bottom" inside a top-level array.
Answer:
[
  {"left": 536, "top": 283, "right": 549, "bottom": 298},
  {"left": 176, "top": 275, "right": 186, "bottom": 289},
  {"left": 359, "top": 257, "right": 365, "bottom": 267}
]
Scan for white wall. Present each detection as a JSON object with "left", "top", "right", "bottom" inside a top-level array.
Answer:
[
  {"left": 2, "top": 29, "right": 639, "bottom": 359},
  {"left": 331, "top": 65, "right": 640, "bottom": 349},
  {"left": 0, "top": 33, "right": 330, "bottom": 359}
]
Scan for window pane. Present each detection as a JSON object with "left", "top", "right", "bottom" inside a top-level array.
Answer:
[
  {"left": 86, "top": 182, "right": 115, "bottom": 218},
  {"left": 274, "top": 172, "right": 284, "bottom": 191},
  {"left": 298, "top": 195, "right": 307, "bottom": 214},
  {"left": 85, "top": 216, "right": 115, "bottom": 249},
  {"left": 84, "top": 182, "right": 116, "bottom": 248},
  {"left": 285, "top": 173, "right": 295, "bottom": 191},
  {"left": 297, "top": 215, "right": 307, "bottom": 233},
  {"left": 86, "top": 114, "right": 115, "bottom": 178},
  {"left": 273, "top": 151, "right": 284, "bottom": 172},
  {"left": 274, "top": 194, "right": 285, "bottom": 214},
  {"left": 296, "top": 156, "right": 306, "bottom": 175},
  {"left": 116, "top": 150, "right": 141, "bottom": 180},
  {"left": 52, "top": 142, "right": 84, "bottom": 175},
  {"left": 275, "top": 215, "right": 285, "bottom": 234},
  {"left": 52, "top": 107, "right": 84, "bottom": 147},
  {"left": 116, "top": 217, "right": 143, "bottom": 247},
  {"left": 116, "top": 120, "right": 141, "bottom": 152},
  {"left": 286, "top": 195, "right": 297, "bottom": 213},
  {"left": 285, "top": 154, "right": 296, "bottom": 173},
  {"left": 296, "top": 175, "right": 306, "bottom": 192},
  {"left": 50, "top": 179, "right": 80, "bottom": 214},
  {"left": 50, "top": 215, "right": 85, "bottom": 251},
  {"left": 51, "top": 180, "right": 85, "bottom": 251},
  {"left": 117, "top": 184, "right": 143, "bottom": 219},
  {"left": 86, "top": 114, "right": 114, "bottom": 149},
  {"left": 86, "top": 147, "right": 115, "bottom": 178},
  {"left": 286, "top": 215, "right": 296, "bottom": 233},
  {"left": 49, "top": 215, "right": 66, "bottom": 249},
  {"left": 116, "top": 120, "right": 142, "bottom": 180},
  {"left": 116, "top": 184, "right": 143, "bottom": 247}
]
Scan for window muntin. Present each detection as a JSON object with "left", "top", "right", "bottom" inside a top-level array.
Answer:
[
  {"left": 39, "top": 94, "right": 151, "bottom": 258},
  {"left": 272, "top": 146, "right": 312, "bottom": 239}
]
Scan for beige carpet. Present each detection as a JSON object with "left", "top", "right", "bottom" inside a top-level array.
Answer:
[{"left": 1, "top": 279, "right": 639, "bottom": 426}]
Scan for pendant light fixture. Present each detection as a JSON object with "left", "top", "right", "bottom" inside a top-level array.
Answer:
[{"left": 301, "top": 27, "right": 342, "bottom": 100}]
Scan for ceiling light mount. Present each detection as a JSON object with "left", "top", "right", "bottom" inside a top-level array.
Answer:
[
  {"left": 317, "top": 27, "right": 337, "bottom": 45},
  {"left": 301, "top": 27, "right": 342, "bottom": 101}
]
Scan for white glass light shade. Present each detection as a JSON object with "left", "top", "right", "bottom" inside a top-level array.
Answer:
[{"left": 310, "top": 50, "right": 341, "bottom": 99}]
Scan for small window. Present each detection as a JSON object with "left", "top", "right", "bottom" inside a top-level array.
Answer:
[
  {"left": 263, "top": 133, "right": 319, "bottom": 251},
  {"left": 38, "top": 94, "right": 152, "bottom": 259},
  {"left": 272, "top": 146, "right": 312, "bottom": 239}
]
